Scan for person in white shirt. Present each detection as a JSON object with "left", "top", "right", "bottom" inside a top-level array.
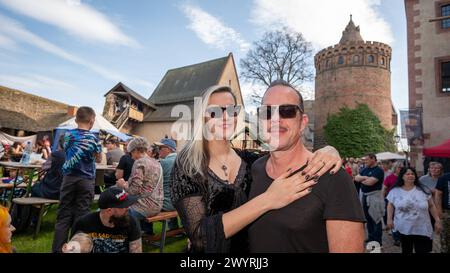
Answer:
[{"left": 387, "top": 167, "right": 442, "bottom": 253}]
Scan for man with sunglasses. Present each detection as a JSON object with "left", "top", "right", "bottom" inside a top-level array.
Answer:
[{"left": 248, "top": 80, "right": 366, "bottom": 253}]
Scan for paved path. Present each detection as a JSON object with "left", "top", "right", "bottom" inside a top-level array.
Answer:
[{"left": 365, "top": 228, "right": 441, "bottom": 253}]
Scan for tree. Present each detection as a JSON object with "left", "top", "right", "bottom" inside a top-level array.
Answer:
[
  {"left": 323, "top": 104, "right": 397, "bottom": 158},
  {"left": 240, "top": 28, "right": 314, "bottom": 105}
]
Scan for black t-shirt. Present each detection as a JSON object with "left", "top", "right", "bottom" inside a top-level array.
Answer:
[
  {"left": 436, "top": 173, "right": 450, "bottom": 210},
  {"left": 248, "top": 155, "right": 365, "bottom": 253},
  {"left": 117, "top": 154, "right": 134, "bottom": 181},
  {"left": 359, "top": 166, "right": 384, "bottom": 193},
  {"left": 72, "top": 211, "right": 141, "bottom": 253}
]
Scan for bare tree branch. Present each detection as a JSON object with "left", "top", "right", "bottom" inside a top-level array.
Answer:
[{"left": 240, "top": 28, "right": 314, "bottom": 105}]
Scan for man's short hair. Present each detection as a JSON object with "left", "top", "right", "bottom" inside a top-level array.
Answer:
[
  {"left": 105, "top": 137, "right": 119, "bottom": 146},
  {"left": 264, "top": 79, "right": 304, "bottom": 113},
  {"left": 76, "top": 107, "right": 96, "bottom": 123},
  {"left": 430, "top": 162, "right": 443, "bottom": 170},
  {"left": 367, "top": 153, "right": 377, "bottom": 161}
]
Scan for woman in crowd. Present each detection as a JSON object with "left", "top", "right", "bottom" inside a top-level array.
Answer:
[
  {"left": 171, "top": 85, "right": 342, "bottom": 253},
  {"left": 116, "top": 137, "right": 163, "bottom": 230},
  {"left": 9, "top": 142, "right": 23, "bottom": 162},
  {"left": 382, "top": 161, "right": 403, "bottom": 246},
  {"left": 387, "top": 167, "right": 442, "bottom": 253},
  {"left": 0, "top": 205, "right": 16, "bottom": 253},
  {"left": 35, "top": 140, "right": 49, "bottom": 160}
]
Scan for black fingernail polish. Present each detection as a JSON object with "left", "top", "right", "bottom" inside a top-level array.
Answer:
[
  {"left": 330, "top": 171, "right": 335, "bottom": 175},
  {"left": 301, "top": 171, "right": 306, "bottom": 176},
  {"left": 314, "top": 177, "right": 319, "bottom": 182},
  {"left": 308, "top": 188, "right": 312, "bottom": 192},
  {"left": 305, "top": 175, "right": 310, "bottom": 180}
]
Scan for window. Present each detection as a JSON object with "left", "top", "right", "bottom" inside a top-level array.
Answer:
[
  {"left": 326, "top": 59, "right": 330, "bottom": 68},
  {"left": 381, "top": 57, "right": 385, "bottom": 65},
  {"left": 368, "top": 55, "right": 374, "bottom": 63},
  {"left": 442, "top": 4, "right": 450, "bottom": 29},
  {"left": 353, "top": 55, "right": 360, "bottom": 64},
  {"left": 338, "top": 56, "right": 344, "bottom": 65},
  {"left": 441, "top": 61, "right": 450, "bottom": 92}
]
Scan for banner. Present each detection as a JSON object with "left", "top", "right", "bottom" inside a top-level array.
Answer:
[
  {"left": 400, "top": 108, "right": 423, "bottom": 146},
  {"left": 0, "top": 131, "right": 37, "bottom": 146}
]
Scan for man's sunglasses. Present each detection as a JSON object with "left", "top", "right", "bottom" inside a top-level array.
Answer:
[
  {"left": 205, "top": 105, "right": 242, "bottom": 119},
  {"left": 257, "top": 104, "right": 303, "bottom": 120}
]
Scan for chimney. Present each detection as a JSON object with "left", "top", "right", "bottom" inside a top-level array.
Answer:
[{"left": 67, "top": 106, "right": 78, "bottom": 117}]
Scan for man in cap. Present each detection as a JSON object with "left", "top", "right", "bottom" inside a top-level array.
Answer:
[
  {"left": 70, "top": 187, "right": 142, "bottom": 253},
  {"left": 154, "top": 138, "right": 179, "bottom": 230}
]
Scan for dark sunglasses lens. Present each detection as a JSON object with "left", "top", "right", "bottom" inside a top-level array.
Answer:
[
  {"left": 228, "top": 105, "right": 241, "bottom": 117},
  {"left": 279, "top": 105, "right": 298, "bottom": 119},
  {"left": 206, "top": 107, "right": 221, "bottom": 119}
]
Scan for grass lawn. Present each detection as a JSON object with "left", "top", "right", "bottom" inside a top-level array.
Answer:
[{"left": 11, "top": 203, "right": 187, "bottom": 253}]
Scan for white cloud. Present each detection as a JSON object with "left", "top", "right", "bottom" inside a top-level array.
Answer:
[
  {"left": 250, "top": 0, "right": 394, "bottom": 50},
  {"left": 0, "top": 73, "right": 77, "bottom": 93},
  {"left": 0, "top": 33, "right": 16, "bottom": 50},
  {"left": 181, "top": 4, "right": 250, "bottom": 52},
  {"left": 0, "top": 0, "right": 139, "bottom": 47},
  {"left": 0, "top": 13, "right": 126, "bottom": 81}
]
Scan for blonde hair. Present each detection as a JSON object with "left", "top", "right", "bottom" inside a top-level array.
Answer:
[
  {"left": 0, "top": 206, "right": 12, "bottom": 253},
  {"left": 66, "top": 232, "right": 93, "bottom": 253},
  {"left": 176, "top": 85, "right": 238, "bottom": 180}
]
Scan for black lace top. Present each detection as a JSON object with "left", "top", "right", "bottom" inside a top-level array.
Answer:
[{"left": 170, "top": 149, "right": 263, "bottom": 253}]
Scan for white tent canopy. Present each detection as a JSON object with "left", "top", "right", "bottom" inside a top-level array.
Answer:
[
  {"left": 376, "top": 152, "right": 405, "bottom": 161},
  {"left": 55, "top": 114, "right": 132, "bottom": 141}
]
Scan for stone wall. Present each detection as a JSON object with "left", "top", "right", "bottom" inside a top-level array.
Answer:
[{"left": 0, "top": 86, "right": 70, "bottom": 122}]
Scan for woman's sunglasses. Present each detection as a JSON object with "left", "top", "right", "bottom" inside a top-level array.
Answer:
[
  {"left": 205, "top": 105, "right": 242, "bottom": 119},
  {"left": 257, "top": 104, "right": 303, "bottom": 120}
]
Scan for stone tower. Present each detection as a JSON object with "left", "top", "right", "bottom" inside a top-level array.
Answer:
[{"left": 313, "top": 15, "right": 395, "bottom": 149}]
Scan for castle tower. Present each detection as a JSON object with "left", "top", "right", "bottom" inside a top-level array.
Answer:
[{"left": 313, "top": 15, "right": 395, "bottom": 150}]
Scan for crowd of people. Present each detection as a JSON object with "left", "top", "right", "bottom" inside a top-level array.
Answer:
[
  {"left": 1, "top": 81, "right": 449, "bottom": 254},
  {"left": 343, "top": 155, "right": 449, "bottom": 253}
]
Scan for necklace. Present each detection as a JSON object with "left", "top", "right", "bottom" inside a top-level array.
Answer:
[{"left": 214, "top": 149, "right": 231, "bottom": 177}]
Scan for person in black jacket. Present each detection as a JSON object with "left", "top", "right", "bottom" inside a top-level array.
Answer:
[{"left": 31, "top": 135, "right": 65, "bottom": 200}]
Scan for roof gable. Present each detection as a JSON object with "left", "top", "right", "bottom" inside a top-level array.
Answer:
[
  {"left": 148, "top": 55, "right": 229, "bottom": 104},
  {"left": 105, "top": 82, "right": 156, "bottom": 109}
]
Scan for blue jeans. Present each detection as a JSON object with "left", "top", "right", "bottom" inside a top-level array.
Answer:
[
  {"left": 363, "top": 195, "right": 383, "bottom": 245},
  {"left": 128, "top": 208, "right": 154, "bottom": 235}
]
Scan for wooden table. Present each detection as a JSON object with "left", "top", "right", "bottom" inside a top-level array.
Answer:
[
  {"left": 95, "top": 164, "right": 117, "bottom": 190},
  {"left": 0, "top": 161, "right": 43, "bottom": 207}
]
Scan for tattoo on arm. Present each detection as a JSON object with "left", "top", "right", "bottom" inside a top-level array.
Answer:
[{"left": 129, "top": 239, "right": 142, "bottom": 253}]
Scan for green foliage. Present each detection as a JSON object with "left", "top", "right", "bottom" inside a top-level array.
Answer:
[{"left": 323, "top": 103, "right": 397, "bottom": 158}]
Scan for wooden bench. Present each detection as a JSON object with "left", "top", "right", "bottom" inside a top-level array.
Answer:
[
  {"left": 11, "top": 194, "right": 101, "bottom": 239},
  {"left": 12, "top": 197, "right": 60, "bottom": 239},
  {"left": 145, "top": 211, "right": 184, "bottom": 253}
]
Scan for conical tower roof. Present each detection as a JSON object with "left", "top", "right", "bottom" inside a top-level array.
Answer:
[{"left": 339, "top": 15, "right": 364, "bottom": 44}]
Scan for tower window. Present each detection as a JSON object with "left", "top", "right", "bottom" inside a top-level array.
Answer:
[
  {"left": 368, "top": 55, "right": 375, "bottom": 63},
  {"left": 353, "top": 55, "right": 360, "bottom": 64},
  {"left": 338, "top": 56, "right": 344, "bottom": 65},
  {"left": 326, "top": 59, "right": 330, "bottom": 68},
  {"left": 441, "top": 61, "right": 450, "bottom": 93},
  {"left": 381, "top": 57, "right": 385, "bottom": 65},
  {"left": 442, "top": 4, "right": 450, "bottom": 29}
]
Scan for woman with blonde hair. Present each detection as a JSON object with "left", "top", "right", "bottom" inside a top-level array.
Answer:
[
  {"left": 171, "top": 85, "right": 342, "bottom": 253},
  {"left": 0, "top": 205, "right": 16, "bottom": 253}
]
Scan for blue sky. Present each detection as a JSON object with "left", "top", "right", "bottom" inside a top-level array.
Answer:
[{"left": 0, "top": 0, "right": 408, "bottom": 117}]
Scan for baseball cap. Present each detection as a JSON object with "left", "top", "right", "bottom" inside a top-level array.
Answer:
[
  {"left": 98, "top": 187, "right": 138, "bottom": 209},
  {"left": 154, "top": 138, "right": 176, "bottom": 151}
]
